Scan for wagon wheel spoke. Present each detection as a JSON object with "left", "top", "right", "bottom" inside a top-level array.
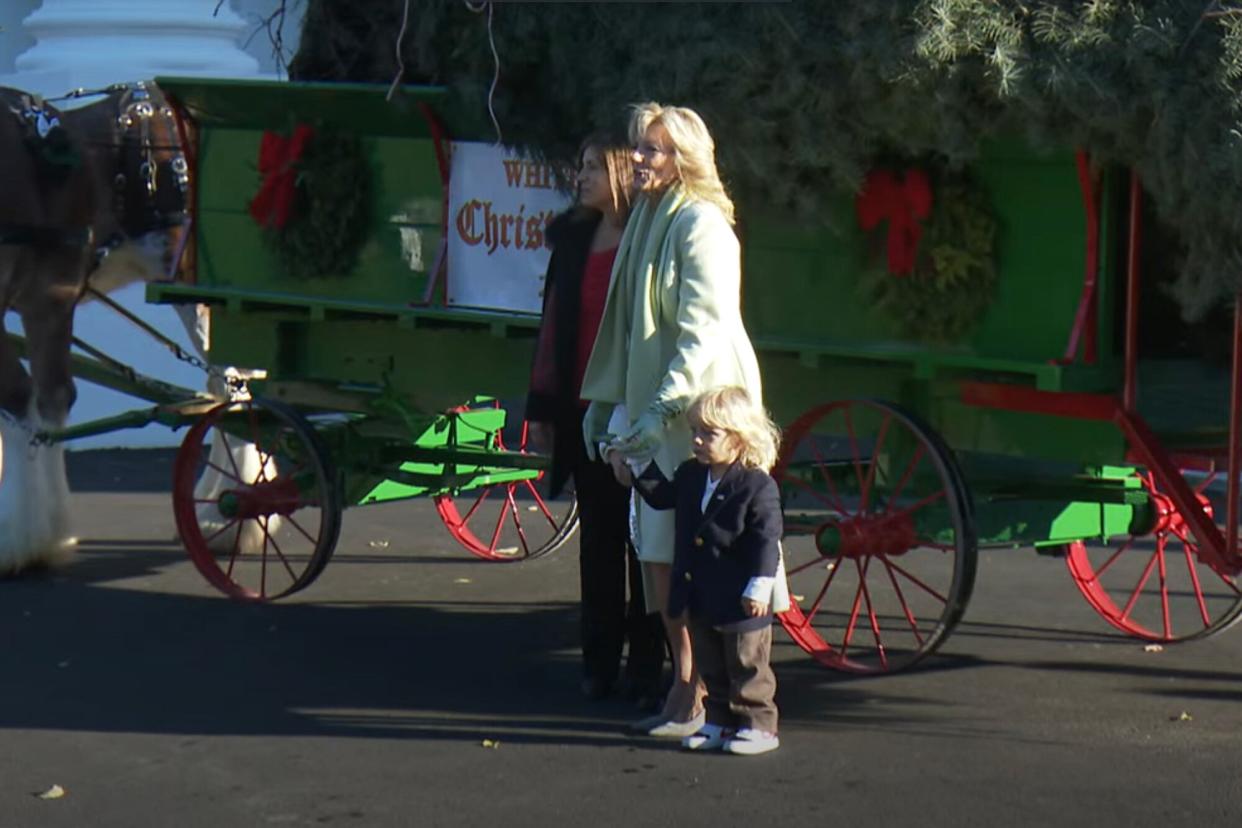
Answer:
[
  {"left": 789, "top": 553, "right": 836, "bottom": 577},
  {"left": 244, "top": 403, "right": 270, "bottom": 483},
  {"left": 859, "top": 413, "right": 892, "bottom": 514},
  {"left": 881, "top": 556, "right": 926, "bottom": 645},
  {"left": 203, "top": 460, "right": 244, "bottom": 486},
  {"left": 461, "top": 486, "right": 493, "bottom": 524},
  {"left": 842, "top": 407, "right": 867, "bottom": 511},
  {"left": 486, "top": 488, "right": 511, "bottom": 554},
  {"left": 285, "top": 513, "right": 319, "bottom": 546},
  {"left": 801, "top": 552, "right": 844, "bottom": 629},
  {"left": 505, "top": 485, "right": 532, "bottom": 558},
  {"left": 1177, "top": 537, "right": 1213, "bottom": 629},
  {"left": 204, "top": 518, "right": 241, "bottom": 549},
  {"left": 1092, "top": 537, "right": 1135, "bottom": 580},
  {"left": 857, "top": 559, "right": 889, "bottom": 670},
  {"left": 840, "top": 558, "right": 870, "bottom": 654},
  {"left": 802, "top": 436, "right": 850, "bottom": 515},
  {"left": 519, "top": 478, "right": 560, "bottom": 530},
  {"left": 216, "top": 430, "right": 245, "bottom": 484},
  {"left": 1118, "top": 546, "right": 1161, "bottom": 623},
  {"left": 223, "top": 524, "right": 243, "bottom": 578},
  {"left": 887, "top": 444, "right": 926, "bottom": 506},
  {"left": 263, "top": 518, "right": 299, "bottom": 583},
  {"left": 885, "top": 558, "right": 951, "bottom": 605},
  {"left": 783, "top": 469, "right": 839, "bottom": 512}
]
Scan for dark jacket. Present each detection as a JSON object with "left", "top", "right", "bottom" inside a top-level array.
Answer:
[
  {"left": 633, "top": 460, "right": 783, "bottom": 632},
  {"left": 526, "top": 208, "right": 604, "bottom": 497}
]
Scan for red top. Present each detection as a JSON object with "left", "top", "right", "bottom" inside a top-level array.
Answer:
[{"left": 575, "top": 246, "right": 617, "bottom": 400}]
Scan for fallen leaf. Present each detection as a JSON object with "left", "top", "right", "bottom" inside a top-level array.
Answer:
[
  {"left": 1143, "top": 643, "right": 1164, "bottom": 653},
  {"left": 1171, "top": 711, "right": 1193, "bottom": 722},
  {"left": 481, "top": 739, "right": 500, "bottom": 749},
  {"left": 496, "top": 547, "right": 520, "bottom": 556},
  {"left": 368, "top": 540, "right": 390, "bottom": 549},
  {"left": 36, "top": 784, "right": 65, "bottom": 800},
  {"left": 791, "top": 594, "right": 805, "bottom": 603},
  {"left": 453, "top": 578, "right": 472, "bottom": 584},
  {"left": 527, "top": 506, "right": 539, "bottom": 512}
]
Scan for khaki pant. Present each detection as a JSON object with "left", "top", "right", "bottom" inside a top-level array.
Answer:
[{"left": 689, "top": 617, "right": 778, "bottom": 734}]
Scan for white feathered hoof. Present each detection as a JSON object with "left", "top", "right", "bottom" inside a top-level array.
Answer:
[{"left": 0, "top": 414, "right": 75, "bottom": 575}]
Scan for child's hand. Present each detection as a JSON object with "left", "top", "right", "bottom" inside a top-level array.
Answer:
[
  {"left": 604, "top": 448, "right": 633, "bottom": 487},
  {"left": 741, "top": 597, "right": 768, "bottom": 617}
]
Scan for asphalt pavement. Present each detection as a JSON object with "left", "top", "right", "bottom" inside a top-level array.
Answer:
[{"left": 1, "top": 450, "right": 1240, "bottom": 827}]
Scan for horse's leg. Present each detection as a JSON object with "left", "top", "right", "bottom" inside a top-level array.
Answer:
[
  {"left": 14, "top": 261, "right": 86, "bottom": 566},
  {"left": 21, "top": 292, "right": 78, "bottom": 428},
  {"left": 0, "top": 260, "right": 80, "bottom": 573}
]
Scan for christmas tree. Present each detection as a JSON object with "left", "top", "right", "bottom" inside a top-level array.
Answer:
[{"left": 291, "top": 1, "right": 1242, "bottom": 321}]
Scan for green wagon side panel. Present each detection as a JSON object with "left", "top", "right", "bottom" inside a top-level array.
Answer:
[
  {"left": 192, "top": 130, "right": 442, "bottom": 303},
  {"left": 195, "top": 309, "right": 538, "bottom": 415},
  {"left": 741, "top": 142, "right": 1117, "bottom": 385}
]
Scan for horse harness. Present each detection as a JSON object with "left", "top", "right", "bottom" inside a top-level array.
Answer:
[{"left": 0, "top": 82, "right": 189, "bottom": 268}]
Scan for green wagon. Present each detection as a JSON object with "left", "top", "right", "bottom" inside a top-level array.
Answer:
[{"left": 40, "top": 78, "right": 1242, "bottom": 675}]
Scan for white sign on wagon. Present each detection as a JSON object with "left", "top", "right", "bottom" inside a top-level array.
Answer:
[{"left": 447, "top": 142, "right": 573, "bottom": 313}]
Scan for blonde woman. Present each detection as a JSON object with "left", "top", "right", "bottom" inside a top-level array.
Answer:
[
  {"left": 629, "top": 387, "right": 783, "bottom": 755},
  {"left": 581, "top": 103, "right": 763, "bottom": 736}
]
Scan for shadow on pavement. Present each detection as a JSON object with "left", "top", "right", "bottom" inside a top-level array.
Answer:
[{"left": 1, "top": 544, "right": 899, "bottom": 748}]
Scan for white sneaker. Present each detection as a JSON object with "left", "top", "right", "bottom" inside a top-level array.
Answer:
[
  {"left": 723, "top": 727, "right": 779, "bottom": 755},
  {"left": 646, "top": 710, "right": 705, "bottom": 738},
  {"left": 682, "top": 723, "right": 730, "bottom": 751}
]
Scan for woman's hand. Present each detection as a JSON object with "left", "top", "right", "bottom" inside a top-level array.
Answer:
[
  {"left": 604, "top": 448, "right": 633, "bottom": 487},
  {"left": 741, "top": 597, "right": 768, "bottom": 618}
]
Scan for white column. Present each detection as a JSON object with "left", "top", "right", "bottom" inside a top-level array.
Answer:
[{"left": 6, "top": 0, "right": 261, "bottom": 99}]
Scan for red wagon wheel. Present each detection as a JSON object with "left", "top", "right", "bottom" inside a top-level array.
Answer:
[
  {"left": 1064, "top": 465, "right": 1242, "bottom": 641},
  {"left": 772, "top": 399, "right": 977, "bottom": 674},
  {"left": 173, "top": 397, "right": 342, "bottom": 601},
  {"left": 434, "top": 400, "right": 579, "bottom": 562}
]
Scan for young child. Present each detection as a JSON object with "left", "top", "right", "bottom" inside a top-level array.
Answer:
[{"left": 627, "top": 386, "right": 783, "bottom": 755}]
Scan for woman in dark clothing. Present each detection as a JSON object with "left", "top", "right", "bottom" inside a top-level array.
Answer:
[{"left": 527, "top": 135, "right": 666, "bottom": 704}]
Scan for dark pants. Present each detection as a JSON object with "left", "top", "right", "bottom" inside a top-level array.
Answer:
[
  {"left": 574, "top": 453, "right": 666, "bottom": 687},
  {"left": 689, "top": 616, "right": 779, "bottom": 734}
]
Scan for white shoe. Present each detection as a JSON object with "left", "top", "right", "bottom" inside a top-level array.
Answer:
[
  {"left": 682, "top": 723, "right": 730, "bottom": 751},
  {"left": 723, "top": 727, "right": 779, "bottom": 755},
  {"left": 646, "top": 710, "right": 705, "bottom": 738}
]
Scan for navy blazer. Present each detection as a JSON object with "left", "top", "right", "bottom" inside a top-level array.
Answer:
[{"left": 633, "top": 460, "right": 782, "bottom": 632}]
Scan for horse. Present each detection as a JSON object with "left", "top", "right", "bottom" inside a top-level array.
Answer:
[{"left": 0, "top": 82, "right": 193, "bottom": 574}]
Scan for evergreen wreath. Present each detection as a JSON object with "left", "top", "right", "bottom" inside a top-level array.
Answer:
[
  {"left": 250, "top": 124, "right": 372, "bottom": 280},
  {"left": 860, "top": 170, "right": 998, "bottom": 345}
]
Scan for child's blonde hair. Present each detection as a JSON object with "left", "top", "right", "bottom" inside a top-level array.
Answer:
[{"left": 688, "top": 386, "right": 781, "bottom": 471}]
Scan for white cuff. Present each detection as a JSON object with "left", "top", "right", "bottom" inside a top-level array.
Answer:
[{"left": 743, "top": 576, "right": 775, "bottom": 603}]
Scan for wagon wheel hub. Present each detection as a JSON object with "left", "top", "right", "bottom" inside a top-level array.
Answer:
[
  {"left": 817, "top": 513, "right": 919, "bottom": 559},
  {"left": 1146, "top": 488, "right": 1212, "bottom": 540},
  {"left": 218, "top": 478, "right": 305, "bottom": 520}
]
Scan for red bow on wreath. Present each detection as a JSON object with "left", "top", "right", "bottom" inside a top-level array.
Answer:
[
  {"left": 856, "top": 168, "right": 933, "bottom": 277},
  {"left": 248, "top": 124, "right": 315, "bottom": 230}
]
